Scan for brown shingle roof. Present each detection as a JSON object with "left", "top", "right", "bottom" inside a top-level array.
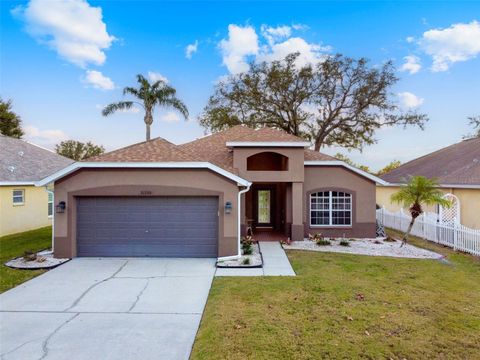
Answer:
[
  {"left": 380, "top": 137, "right": 480, "bottom": 186},
  {"left": 88, "top": 137, "right": 197, "bottom": 162},
  {"left": 233, "top": 127, "right": 307, "bottom": 143},
  {"left": 88, "top": 125, "right": 335, "bottom": 173},
  {"left": 304, "top": 149, "right": 336, "bottom": 161}
]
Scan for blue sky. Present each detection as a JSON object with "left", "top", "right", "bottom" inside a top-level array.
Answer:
[{"left": 1, "top": 0, "right": 479, "bottom": 171}]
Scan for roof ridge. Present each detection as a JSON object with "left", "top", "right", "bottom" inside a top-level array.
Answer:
[{"left": 86, "top": 137, "right": 171, "bottom": 162}]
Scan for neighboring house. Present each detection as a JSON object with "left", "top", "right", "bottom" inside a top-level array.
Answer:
[
  {"left": 0, "top": 135, "right": 73, "bottom": 236},
  {"left": 377, "top": 137, "right": 480, "bottom": 229},
  {"left": 37, "top": 126, "right": 386, "bottom": 259}
]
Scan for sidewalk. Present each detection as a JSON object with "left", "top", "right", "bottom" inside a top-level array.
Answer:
[{"left": 215, "top": 241, "right": 296, "bottom": 277}]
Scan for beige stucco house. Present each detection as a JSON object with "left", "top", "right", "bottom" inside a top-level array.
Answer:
[
  {"left": 377, "top": 137, "right": 480, "bottom": 229},
  {"left": 0, "top": 135, "right": 73, "bottom": 236},
  {"left": 37, "top": 126, "right": 386, "bottom": 259}
]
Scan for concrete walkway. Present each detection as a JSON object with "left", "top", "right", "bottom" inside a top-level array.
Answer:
[
  {"left": 0, "top": 258, "right": 215, "bottom": 360},
  {"left": 215, "top": 241, "right": 296, "bottom": 277}
]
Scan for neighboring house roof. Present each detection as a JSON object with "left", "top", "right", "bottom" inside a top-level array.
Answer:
[
  {"left": 0, "top": 135, "right": 73, "bottom": 184},
  {"left": 380, "top": 137, "right": 480, "bottom": 187}
]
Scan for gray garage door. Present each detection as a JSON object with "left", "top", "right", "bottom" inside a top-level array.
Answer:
[{"left": 76, "top": 197, "right": 218, "bottom": 257}]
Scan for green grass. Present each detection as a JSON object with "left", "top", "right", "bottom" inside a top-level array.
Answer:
[
  {"left": 0, "top": 226, "right": 52, "bottom": 293},
  {"left": 192, "top": 230, "right": 480, "bottom": 359}
]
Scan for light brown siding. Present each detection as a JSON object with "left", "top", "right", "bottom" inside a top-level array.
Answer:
[
  {"left": 233, "top": 147, "right": 305, "bottom": 182},
  {"left": 53, "top": 168, "right": 240, "bottom": 258},
  {"left": 303, "top": 166, "right": 377, "bottom": 238}
]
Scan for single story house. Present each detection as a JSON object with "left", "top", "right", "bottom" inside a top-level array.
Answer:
[
  {"left": 0, "top": 135, "right": 73, "bottom": 236},
  {"left": 377, "top": 137, "right": 480, "bottom": 229},
  {"left": 38, "top": 126, "right": 386, "bottom": 259}
]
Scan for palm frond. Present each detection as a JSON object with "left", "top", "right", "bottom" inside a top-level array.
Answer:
[
  {"left": 101, "top": 101, "right": 134, "bottom": 116},
  {"left": 123, "top": 87, "right": 140, "bottom": 97},
  {"left": 161, "top": 97, "right": 189, "bottom": 119},
  {"left": 390, "top": 176, "right": 451, "bottom": 209}
]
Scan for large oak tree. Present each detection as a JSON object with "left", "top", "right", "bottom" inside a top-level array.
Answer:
[
  {"left": 200, "top": 53, "right": 428, "bottom": 151},
  {"left": 55, "top": 140, "right": 105, "bottom": 161}
]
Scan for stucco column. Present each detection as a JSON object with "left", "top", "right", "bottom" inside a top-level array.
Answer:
[{"left": 291, "top": 182, "right": 304, "bottom": 241}]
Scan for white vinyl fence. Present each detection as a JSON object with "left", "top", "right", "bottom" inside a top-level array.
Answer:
[{"left": 376, "top": 208, "right": 480, "bottom": 256}]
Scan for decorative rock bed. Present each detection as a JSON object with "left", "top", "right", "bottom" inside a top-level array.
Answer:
[
  {"left": 216, "top": 243, "right": 263, "bottom": 268},
  {"left": 5, "top": 250, "right": 70, "bottom": 269},
  {"left": 283, "top": 238, "right": 443, "bottom": 259}
]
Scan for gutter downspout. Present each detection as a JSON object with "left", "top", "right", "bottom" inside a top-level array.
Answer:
[
  {"left": 237, "top": 183, "right": 252, "bottom": 258},
  {"left": 45, "top": 187, "right": 54, "bottom": 253}
]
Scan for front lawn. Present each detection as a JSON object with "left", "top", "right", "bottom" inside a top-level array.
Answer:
[
  {"left": 0, "top": 226, "right": 52, "bottom": 293},
  {"left": 192, "top": 230, "right": 480, "bottom": 359}
]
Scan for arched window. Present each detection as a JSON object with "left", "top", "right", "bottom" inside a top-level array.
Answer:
[
  {"left": 246, "top": 152, "right": 288, "bottom": 171},
  {"left": 310, "top": 191, "right": 352, "bottom": 226}
]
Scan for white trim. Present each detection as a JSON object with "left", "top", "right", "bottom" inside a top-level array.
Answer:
[
  {"left": 0, "top": 181, "right": 36, "bottom": 186},
  {"left": 226, "top": 141, "right": 311, "bottom": 148},
  {"left": 381, "top": 182, "right": 480, "bottom": 189},
  {"left": 36, "top": 162, "right": 251, "bottom": 187},
  {"left": 304, "top": 161, "right": 388, "bottom": 185}
]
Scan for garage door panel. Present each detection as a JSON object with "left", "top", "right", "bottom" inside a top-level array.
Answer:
[{"left": 76, "top": 197, "right": 218, "bottom": 257}]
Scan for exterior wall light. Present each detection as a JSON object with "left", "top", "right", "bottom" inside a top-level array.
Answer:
[
  {"left": 56, "top": 201, "right": 66, "bottom": 213},
  {"left": 225, "top": 201, "right": 232, "bottom": 214}
]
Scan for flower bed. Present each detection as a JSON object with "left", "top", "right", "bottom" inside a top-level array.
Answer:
[
  {"left": 283, "top": 238, "right": 443, "bottom": 259},
  {"left": 216, "top": 243, "right": 263, "bottom": 268},
  {"left": 5, "top": 250, "right": 70, "bottom": 269}
]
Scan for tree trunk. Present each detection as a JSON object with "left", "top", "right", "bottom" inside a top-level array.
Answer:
[
  {"left": 401, "top": 218, "right": 416, "bottom": 247},
  {"left": 144, "top": 110, "right": 153, "bottom": 141},
  {"left": 146, "top": 123, "right": 151, "bottom": 141}
]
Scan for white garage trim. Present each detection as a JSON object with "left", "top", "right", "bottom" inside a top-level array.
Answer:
[{"left": 36, "top": 162, "right": 252, "bottom": 187}]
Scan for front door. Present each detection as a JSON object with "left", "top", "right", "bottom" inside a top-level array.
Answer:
[{"left": 256, "top": 188, "right": 274, "bottom": 228}]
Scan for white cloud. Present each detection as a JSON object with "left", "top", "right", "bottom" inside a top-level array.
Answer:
[
  {"left": 160, "top": 111, "right": 181, "bottom": 123},
  {"left": 406, "top": 36, "right": 415, "bottom": 43},
  {"left": 420, "top": 20, "right": 480, "bottom": 72},
  {"left": 24, "top": 125, "right": 68, "bottom": 147},
  {"left": 219, "top": 24, "right": 259, "bottom": 74},
  {"left": 400, "top": 55, "right": 422, "bottom": 74},
  {"left": 292, "top": 23, "right": 309, "bottom": 31},
  {"left": 83, "top": 70, "right": 114, "bottom": 90},
  {"left": 13, "top": 0, "right": 115, "bottom": 68},
  {"left": 148, "top": 71, "right": 168, "bottom": 83},
  {"left": 185, "top": 40, "right": 198, "bottom": 59},
  {"left": 258, "top": 37, "right": 328, "bottom": 67},
  {"left": 398, "top": 92, "right": 424, "bottom": 109},
  {"left": 261, "top": 25, "right": 292, "bottom": 45},
  {"left": 219, "top": 23, "right": 330, "bottom": 74}
]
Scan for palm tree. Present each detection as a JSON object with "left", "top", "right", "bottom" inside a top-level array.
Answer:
[
  {"left": 391, "top": 176, "right": 451, "bottom": 246},
  {"left": 102, "top": 74, "right": 189, "bottom": 141}
]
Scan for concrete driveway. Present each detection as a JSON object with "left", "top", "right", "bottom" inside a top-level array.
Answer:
[{"left": 0, "top": 258, "right": 216, "bottom": 360}]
